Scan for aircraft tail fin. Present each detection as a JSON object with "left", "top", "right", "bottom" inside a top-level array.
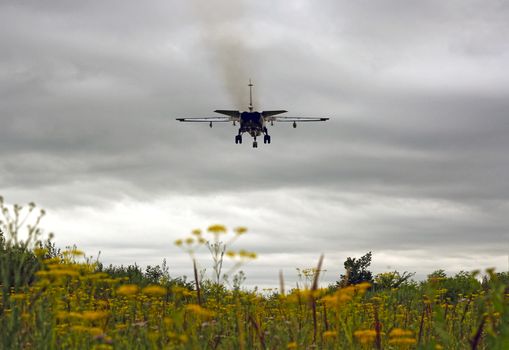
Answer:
[{"left": 248, "top": 79, "right": 254, "bottom": 112}]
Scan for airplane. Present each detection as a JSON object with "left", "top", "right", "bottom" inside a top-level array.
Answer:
[{"left": 176, "top": 80, "right": 329, "bottom": 148}]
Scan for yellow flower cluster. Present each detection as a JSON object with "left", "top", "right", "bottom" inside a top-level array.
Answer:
[
  {"left": 353, "top": 329, "right": 378, "bottom": 344},
  {"left": 185, "top": 304, "right": 215, "bottom": 318},
  {"left": 116, "top": 284, "right": 139, "bottom": 296},
  {"left": 226, "top": 249, "right": 257, "bottom": 259},
  {"left": 388, "top": 328, "right": 416, "bottom": 346},
  {"left": 142, "top": 285, "right": 167, "bottom": 297},
  {"left": 321, "top": 282, "right": 371, "bottom": 307},
  {"left": 207, "top": 224, "right": 227, "bottom": 234},
  {"left": 2, "top": 209, "right": 503, "bottom": 350},
  {"left": 323, "top": 330, "right": 337, "bottom": 339}
]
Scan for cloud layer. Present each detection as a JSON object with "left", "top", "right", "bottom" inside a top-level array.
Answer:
[{"left": 1, "top": 0, "right": 508, "bottom": 287}]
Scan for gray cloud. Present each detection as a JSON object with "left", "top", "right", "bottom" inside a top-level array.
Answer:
[{"left": 1, "top": 0, "right": 508, "bottom": 286}]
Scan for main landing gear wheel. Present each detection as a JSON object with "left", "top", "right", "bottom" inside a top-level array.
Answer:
[
  {"left": 235, "top": 135, "right": 242, "bottom": 144},
  {"left": 263, "top": 135, "right": 271, "bottom": 144},
  {"left": 253, "top": 141, "right": 258, "bottom": 148}
]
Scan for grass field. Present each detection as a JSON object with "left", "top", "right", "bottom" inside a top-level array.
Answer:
[{"left": 1, "top": 199, "right": 508, "bottom": 349}]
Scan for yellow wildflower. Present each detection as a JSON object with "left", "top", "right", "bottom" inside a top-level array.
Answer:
[
  {"left": 174, "top": 239, "right": 183, "bottom": 246},
  {"left": 115, "top": 323, "right": 128, "bottom": 331},
  {"left": 389, "top": 328, "right": 413, "bottom": 337},
  {"left": 43, "top": 257, "right": 60, "bottom": 265},
  {"left": 226, "top": 250, "right": 236, "bottom": 258},
  {"left": 234, "top": 226, "right": 247, "bottom": 235},
  {"left": 117, "top": 284, "right": 139, "bottom": 296},
  {"left": 322, "top": 286, "right": 359, "bottom": 307},
  {"left": 192, "top": 228, "right": 202, "bottom": 236},
  {"left": 57, "top": 311, "right": 83, "bottom": 320},
  {"left": 238, "top": 249, "right": 248, "bottom": 257},
  {"left": 356, "top": 282, "right": 372, "bottom": 292},
  {"left": 168, "top": 331, "right": 188, "bottom": 343},
  {"left": 207, "top": 224, "right": 227, "bottom": 234},
  {"left": 10, "top": 293, "right": 26, "bottom": 301},
  {"left": 142, "top": 285, "right": 166, "bottom": 297},
  {"left": 94, "top": 345, "right": 113, "bottom": 350},
  {"left": 287, "top": 342, "right": 298, "bottom": 349},
  {"left": 323, "top": 330, "right": 337, "bottom": 339},
  {"left": 70, "top": 249, "right": 85, "bottom": 256},
  {"left": 185, "top": 237, "right": 194, "bottom": 245},
  {"left": 47, "top": 269, "right": 80, "bottom": 278},
  {"left": 88, "top": 327, "right": 104, "bottom": 336},
  {"left": 33, "top": 248, "right": 48, "bottom": 257},
  {"left": 354, "top": 329, "right": 377, "bottom": 344},
  {"left": 164, "top": 317, "right": 173, "bottom": 327},
  {"left": 388, "top": 337, "right": 417, "bottom": 345},
  {"left": 82, "top": 310, "right": 109, "bottom": 321},
  {"left": 71, "top": 325, "right": 89, "bottom": 333},
  {"left": 179, "top": 335, "right": 188, "bottom": 343},
  {"left": 185, "top": 304, "right": 215, "bottom": 318},
  {"left": 35, "top": 270, "right": 47, "bottom": 278}
]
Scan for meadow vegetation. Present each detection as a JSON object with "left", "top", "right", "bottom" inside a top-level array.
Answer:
[{"left": 1, "top": 196, "right": 508, "bottom": 349}]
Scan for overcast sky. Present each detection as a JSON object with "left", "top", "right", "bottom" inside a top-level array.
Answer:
[{"left": 1, "top": 0, "right": 508, "bottom": 288}]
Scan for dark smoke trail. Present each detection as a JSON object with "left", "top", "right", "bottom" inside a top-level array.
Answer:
[{"left": 189, "top": 0, "right": 255, "bottom": 109}]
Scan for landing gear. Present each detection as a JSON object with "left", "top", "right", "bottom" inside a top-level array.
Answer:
[
  {"left": 263, "top": 126, "right": 271, "bottom": 144},
  {"left": 293, "top": 121, "right": 297, "bottom": 128},
  {"left": 235, "top": 135, "right": 242, "bottom": 144},
  {"left": 253, "top": 141, "right": 258, "bottom": 148}
]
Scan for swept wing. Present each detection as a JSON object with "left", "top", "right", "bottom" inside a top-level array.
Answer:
[
  {"left": 176, "top": 110, "right": 240, "bottom": 123},
  {"left": 176, "top": 117, "right": 233, "bottom": 122},
  {"left": 266, "top": 116, "right": 329, "bottom": 122},
  {"left": 261, "top": 110, "right": 328, "bottom": 122}
]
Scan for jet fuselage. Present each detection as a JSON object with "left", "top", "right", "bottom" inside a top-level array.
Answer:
[{"left": 240, "top": 111, "right": 265, "bottom": 137}]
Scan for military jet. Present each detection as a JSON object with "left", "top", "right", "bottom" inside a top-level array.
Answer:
[{"left": 176, "top": 81, "right": 329, "bottom": 148}]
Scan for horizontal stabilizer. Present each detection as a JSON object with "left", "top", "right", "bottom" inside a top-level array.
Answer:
[
  {"left": 262, "top": 110, "right": 287, "bottom": 117},
  {"left": 214, "top": 110, "right": 240, "bottom": 117}
]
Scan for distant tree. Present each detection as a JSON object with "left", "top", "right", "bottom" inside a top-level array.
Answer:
[
  {"left": 424, "top": 270, "right": 482, "bottom": 301},
  {"left": 496, "top": 271, "right": 509, "bottom": 286},
  {"left": 145, "top": 260, "right": 171, "bottom": 285},
  {"left": 337, "top": 251, "right": 373, "bottom": 287},
  {"left": 427, "top": 269, "right": 447, "bottom": 282},
  {"left": 374, "top": 270, "right": 415, "bottom": 290},
  {"left": 98, "top": 263, "right": 146, "bottom": 285},
  {"left": 97, "top": 260, "right": 192, "bottom": 289}
]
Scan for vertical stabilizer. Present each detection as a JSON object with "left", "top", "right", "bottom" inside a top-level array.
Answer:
[{"left": 248, "top": 79, "right": 253, "bottom": 112}]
